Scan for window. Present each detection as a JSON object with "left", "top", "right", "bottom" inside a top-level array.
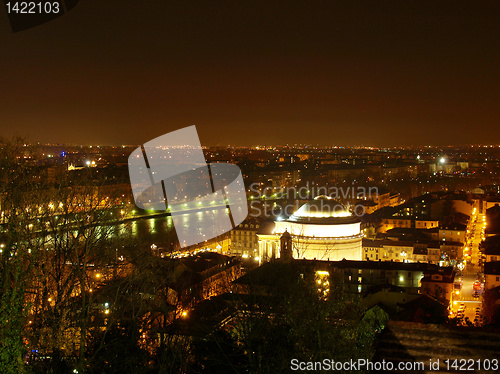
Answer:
[{"left": 497, "top": 276, "right": 500, "bottom": 282}]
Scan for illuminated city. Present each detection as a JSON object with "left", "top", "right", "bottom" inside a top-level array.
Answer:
[{"left": 2, "top": 1, "right": 500, "bottom": 373}]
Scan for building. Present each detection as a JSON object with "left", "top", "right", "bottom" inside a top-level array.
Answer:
[
  {"left": 371, "top": 189, "right": 391, "bottom": 208},
  {"left": 362, "top": 239, "right": 449, "bottom": 265},
  {"left": 484, "top": 262, "right": 500, "bottom": 291},
  {"left": 482, "top": 235, "right": 500, "bottom": 262},
  {"left": 354, "top": 199, "right": 378, "bottom": 214},
  {"left": 412, "top": 244, "right": 428, "bottom": 262},
  {"left": 383, "top": 227, "right": 433, "bottom": 242},
  {"left": 260, "top": 169, "right": 302, "bottom": 187},
  {"left": 415, "top": 219, "right": 439, "bottom": 229},
  {"left": 362, "top": 239, "right": 414, "bottom": 262},
  {"left": 440, "top": 241, "right": 465, "bottom": 262},
  {"left": 354, "top": 193, "right": 400, "bottom": 216},
  {"left": 379, "top": 218, "right": 412, "bottom": 232},
  {"left": 389, "top": 194, "right": 400, "bottom": 206},
  {"left": 257, "top": 196, "right": 363, "bottom": 262},
  {"left": 333, "top": 260, "right": 443, "bottom": 295},
  {"left": 439, "top": 223, "right": 467, "bottom": 243},
  {"left": 166, "top": 252, "right": 242, "bottom": 312},
  {"left": 185, "top": 232, "right": 231, "bottom": 255},
  {"left": 427, "top": 243, "right": 441, "bottom": 264},
  {"left": 233, "top": 258, "right": 449, "bottom": 296},
  {"left": 420, "top": 268, "right": 455, "bottom": 302},
  {"left": 486, "top": 205, "right": 500, "bottom": 236},
  {"left": 230, "top": 217, "right": 261, "bottom": 257},
  {"left": 486, "top": 199, "right": 500, "bottom": 211}
]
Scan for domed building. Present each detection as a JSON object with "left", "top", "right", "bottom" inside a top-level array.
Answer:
[{"left": 257, "top": 196, "right": 363, "bottom": 262}]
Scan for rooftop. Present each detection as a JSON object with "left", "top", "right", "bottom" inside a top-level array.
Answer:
[
  {"left": 286, "top": 196, "right": 360, "bottom": 224},
  {"left": 363, "top": 239, "right": 415, "bottom": 248},
  {"left": 373, "top": 321, "right": 500, "bottom": 366}
]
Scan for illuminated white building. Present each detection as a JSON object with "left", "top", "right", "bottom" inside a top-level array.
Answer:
[{"left": 257, "top": 196, "right": 363, "bottom": 262}]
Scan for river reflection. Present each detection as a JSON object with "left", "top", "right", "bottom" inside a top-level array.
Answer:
[
  {"left": 110, "top": 207, "right": 233, "bottom": 250},
  {"left": 109, "top": 215, "right": 175, "bottom": 248}
]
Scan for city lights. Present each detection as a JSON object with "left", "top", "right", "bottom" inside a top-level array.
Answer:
[{"left": 1, "top": 1, "right": 499, "bottom": 366}]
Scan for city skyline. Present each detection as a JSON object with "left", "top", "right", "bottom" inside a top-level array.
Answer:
[
  {"left": 3, "top": 2, "right": 500, "bottom": 372},
  {"left": 1, "top": 1, "right": 500, "bottom": 146}
]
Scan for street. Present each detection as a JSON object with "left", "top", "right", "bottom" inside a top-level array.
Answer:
[{"left": 450, "top": 207, "right": 485, "bottom": 325}]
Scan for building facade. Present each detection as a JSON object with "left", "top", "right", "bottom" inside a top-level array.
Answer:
[
  {"left": 257, "top": 196, "right": 363, "bottom": 262},
  {"left": 230, "top": 217, "right": 261, "bottom": 257}
]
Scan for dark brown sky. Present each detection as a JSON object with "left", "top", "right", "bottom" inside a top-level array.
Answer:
[{"left": 1, "top": 1, "right": 499, "bottom": 146}]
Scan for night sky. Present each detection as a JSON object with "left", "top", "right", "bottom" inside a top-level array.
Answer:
[{"left": 1, "top": 1, "right": 499, "bottom": 147}]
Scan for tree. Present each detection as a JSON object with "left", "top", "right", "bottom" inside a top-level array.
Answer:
[
  {"left": 85, "top": 323, "right": 150, "bottom": 374},
  {"left": 34, "top": 171, "right": 125, "bottom": 372},
  {"left": 190, "top": 262, "right": 378, "bottom": 373},
  {"left": 0, "top": 137, "right": 44, "bottom": 373},
  {"left": 482, "top": 287, "right": 500, "bottom": 326},
  {"left": 0, "top": 141, "right": 130, "bottom": 372}
]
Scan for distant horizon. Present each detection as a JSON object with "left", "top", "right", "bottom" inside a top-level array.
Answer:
[{"left": 18, "top": 140, "right": 500, "bottom": 149}]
